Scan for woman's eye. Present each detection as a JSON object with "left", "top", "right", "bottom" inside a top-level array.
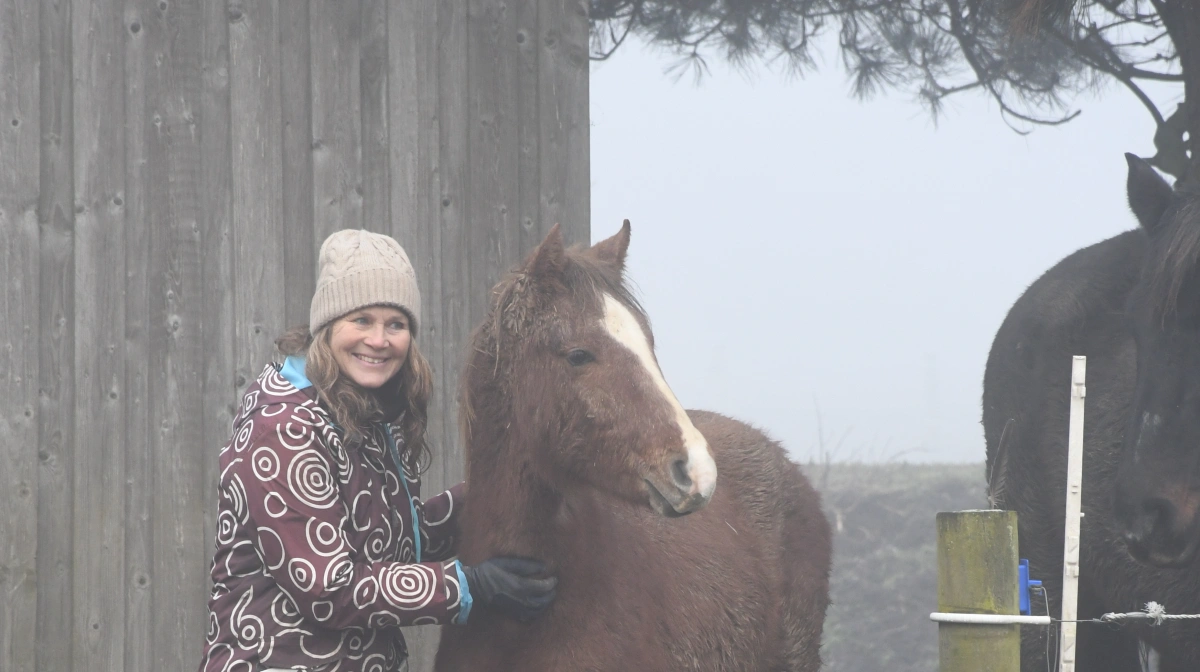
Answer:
[
  {"left": 388, "top": 321, "right": 407, "bottom": 331},
  {"left": 566, "top": 349, "right": 594, "bottom": 367},
  {"left": 353, "top": 317, "right": 370, "bottom": 326}
]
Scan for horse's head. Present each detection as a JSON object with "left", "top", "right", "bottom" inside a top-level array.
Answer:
[
  {"left": 1115, "top": 154, "right": 1200, "bottom": 566},
  {"left": 463, "top": 221, "right": 717, "bottom": 517}
]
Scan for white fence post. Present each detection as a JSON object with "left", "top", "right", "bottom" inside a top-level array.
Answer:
[{"left": 1059, "top": 356, "right": 1087, "bottom": 672}]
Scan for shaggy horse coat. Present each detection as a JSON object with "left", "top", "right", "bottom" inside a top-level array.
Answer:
[
  {"left": 434, "top": 223, "right": 831, "bottom": 671},
  {"left": 984, "top": 155, "right": 1200, "bottom": 671}
]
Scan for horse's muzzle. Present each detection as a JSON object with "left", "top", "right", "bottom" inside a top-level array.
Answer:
[
  {"left": 1117, "top": 493, "right": 1200, "bottom": 567},
  {"left": 644, "top": 448, "right": 718, "bottom": 517},
  {"left": 1122, "top": 529, "right": 1200, "bottom": 568}
]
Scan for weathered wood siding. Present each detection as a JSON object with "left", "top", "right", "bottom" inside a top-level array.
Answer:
[{"left": 0, "top": 1, "right": 590, "bottom": 670}]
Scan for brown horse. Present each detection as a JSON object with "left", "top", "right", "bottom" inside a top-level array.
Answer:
[{"left": 434, "top": 222, "right": 831, "bottom": 671}]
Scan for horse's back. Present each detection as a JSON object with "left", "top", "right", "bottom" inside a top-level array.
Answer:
[
  {"left": 437, "top": 412, "right": 830, "bottom": 672},
  {"left": 688, "top": 410, "right": 832, "bottom": 672},
  {"left": 687, "top": 410, "right": 827, "bottom": 546},
  {"left": 982, "top": 230, "right": 1149, "bottom": 671},
  {"left": 984, "top": 230, "right": 1143, "bottom": 486}
]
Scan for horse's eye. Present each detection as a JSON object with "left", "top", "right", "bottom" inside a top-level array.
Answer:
[{"left": 566, "top": 349, "right": 595, "bottom": 367}]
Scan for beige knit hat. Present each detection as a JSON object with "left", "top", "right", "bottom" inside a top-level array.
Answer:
[{"left": 309, "top": 229, "right": 422, "bottom": 335}]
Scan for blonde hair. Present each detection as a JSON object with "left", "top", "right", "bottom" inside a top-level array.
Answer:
[{"left": 275, "top": 320, "right": 433, "bottom": 472}]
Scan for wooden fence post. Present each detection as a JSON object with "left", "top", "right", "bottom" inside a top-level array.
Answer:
[{"left": 936, "top": 510, "right": 1020, "bottom": 672}]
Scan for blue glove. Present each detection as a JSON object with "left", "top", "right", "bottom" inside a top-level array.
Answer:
[{"left": 461, "top": 557, "right": 557, "bottom": 622}]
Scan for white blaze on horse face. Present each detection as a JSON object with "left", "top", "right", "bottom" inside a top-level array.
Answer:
[{"left": 600, "top": 294, "right": 718, "bottom": 500}]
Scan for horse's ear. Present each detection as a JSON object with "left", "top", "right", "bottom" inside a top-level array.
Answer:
[
  {"left": 1127, "top": 153, "right": 1174, "bottom": 231},
  {"left": 495, "top": 225, "right": 566, "bottom": 339},
  {"left": 590, "top": 219, "right": 631, "bottom": 271},
  {"left": 524, "top": 223, "right": 567, "bottom": 279}
]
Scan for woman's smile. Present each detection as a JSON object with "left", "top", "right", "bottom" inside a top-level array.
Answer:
[{"left": 330, "top": 306, "right": 412, "bottom": 388}]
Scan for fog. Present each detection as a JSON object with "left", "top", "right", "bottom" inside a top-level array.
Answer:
[{"left": 590, "top": 38, "right": 1174, "bottom": 463}]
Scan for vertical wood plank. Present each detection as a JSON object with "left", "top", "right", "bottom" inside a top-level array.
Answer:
[
  {"left": 148, "top": 1, "right": 208, "bottom": 667},
  {"left": 398, "top": 2, "right": 468, "bottom": 667},
  {"left": 228, "top": 0, "right": 285, "bottom": 389},
  {"left": 35, "top": 0, "right": 76, "bottom": 668},
  {"left": 0, "top": 1, "right": 41, "bottom": 670},
  {"left": 515, "top": 0, "right": 540, "bottom": 257},
  {"left": 71, "top": 1, "right": 128, "bottom": 669},
  {"left": 199, "top": 0, "right": 234, "bottom": 610},
  {"left": 391, "top": 3, "right": 446, "bottom": 667},
  {"left": 387, "top": 0, "right": 424, "bottom": 254},
  {"left": 120, "top": 2, "right": 152, "bottom": 671},
  {"left": 360, "top": 0, "right": 389, "bottom": 233},
  {"left": 468, "top": 0, "right": 520, "bottom": 298},
  {"left": 388, "top": 0, "right": 446, "bottom": 454},
  {"left": 538, "top": 0, "right": 589, "bottom": 246},
  {"left": 278, "top": 0, "right": 313, "bottom": 327},
  {"left": 437, "top": 0, "right": 469, "bottom": 496},
  {"left": 310, "top": 0, "right": 363, "bottom": 246}
]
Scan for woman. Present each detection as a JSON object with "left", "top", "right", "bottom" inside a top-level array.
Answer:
[{"left": 198, "top": 229, "right": 556, "bottom": 672}]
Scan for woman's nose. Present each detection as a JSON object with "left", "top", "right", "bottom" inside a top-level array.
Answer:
[{"left": 364, "top": 325, "right": 388, "bottom": 348}]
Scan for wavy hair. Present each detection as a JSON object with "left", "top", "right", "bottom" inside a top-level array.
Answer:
[{"left": 275, "top": 321, "right": 433, "bottom": 472}]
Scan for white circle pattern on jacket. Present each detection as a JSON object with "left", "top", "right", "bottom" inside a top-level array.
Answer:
[{"left": 198, "top": 364, "right": 463, "bottom": 672}]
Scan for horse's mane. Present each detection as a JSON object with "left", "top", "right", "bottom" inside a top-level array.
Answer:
[
  {"left": 1144, "top": 192, "right": 1200, "bottom": 321},
  {"left": 458, "top": 245, "right": 648, "bottom": 448},
  {"left": 559, "top": 250, "right": 648, "bottom": 327}
]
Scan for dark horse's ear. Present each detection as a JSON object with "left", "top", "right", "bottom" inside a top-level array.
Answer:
[
  {"left": 590, "top": 219, "right": 631, "bottom": 271},
  {"left": 524, "top": 223, "right": 568, "bottom": 279},
  {"left": 1127, "top": 153, "right": 1174, "bottom": 231}
]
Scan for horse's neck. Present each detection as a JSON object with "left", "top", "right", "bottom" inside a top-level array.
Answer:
[
  {"left": 462, "top": 419, "right": 562, "bottom": 560},
  {"left": 461, "top": 417, "right": 615, "bottom": 577}
]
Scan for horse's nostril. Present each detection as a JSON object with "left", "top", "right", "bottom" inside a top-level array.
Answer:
[
  {"left": 1129, "top": 498, "right": 1173, "bottom": 544},
  {"left": 670, "top": 457, "right": 692, "bottom": 490}
]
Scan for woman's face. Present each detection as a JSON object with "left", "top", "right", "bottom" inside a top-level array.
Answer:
[{"left": 329, "top": 306, "right": 412, "bottom": 389}]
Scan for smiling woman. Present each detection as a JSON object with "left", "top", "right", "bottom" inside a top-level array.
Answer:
[
  {"left": 331, "top": 307, "right": 412, "bottom": 387},
  {"left": 273, "top": 232, "right": 430, "bottom": 453},
  {"left": 196, "top": 229, "right": 559, "bottom": 672}
]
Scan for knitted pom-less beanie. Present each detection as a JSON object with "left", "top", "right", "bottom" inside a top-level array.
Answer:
[{"left": 309, "top": 229, "right": 422, "bottom": 334}]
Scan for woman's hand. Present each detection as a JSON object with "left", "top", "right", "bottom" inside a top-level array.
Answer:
[{"left": 461, "top": 557, "right": 557, "bottom": 622}]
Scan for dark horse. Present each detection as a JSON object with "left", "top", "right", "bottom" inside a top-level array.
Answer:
[
  {"left": 984, "top": 154, "right": 1200, "bottom": 670},
  {"left": 434, "top": 223, "right": 832, "bottom": 671}
]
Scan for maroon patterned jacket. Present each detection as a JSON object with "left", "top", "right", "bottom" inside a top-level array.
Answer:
[{"left": 198, "top": 360, "right": 468, "bottom": 672}]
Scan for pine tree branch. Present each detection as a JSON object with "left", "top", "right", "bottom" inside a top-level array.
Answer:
[{"left": 589, "top": 0, "right": 1178, "bottom": 133}]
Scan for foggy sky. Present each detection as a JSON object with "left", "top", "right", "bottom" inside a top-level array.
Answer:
[{"left": 589, "top": 38, "right": 1178, "bottom": 464}]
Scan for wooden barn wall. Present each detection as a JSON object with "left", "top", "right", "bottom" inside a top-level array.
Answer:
[{"left": 0, "top": 1, "right": 590, "bottom": 670}]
